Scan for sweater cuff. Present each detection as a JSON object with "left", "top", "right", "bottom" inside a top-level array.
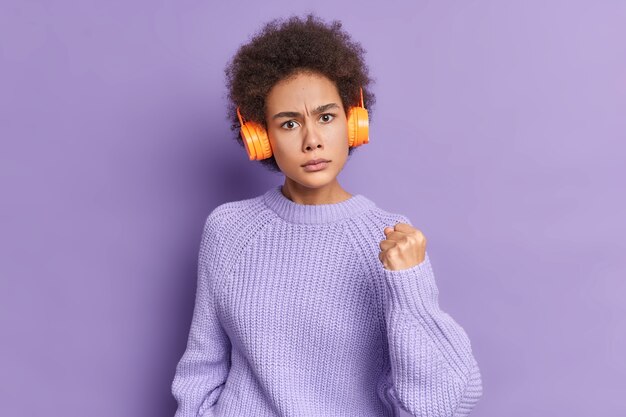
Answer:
[{"left": 382, "top": 252, "right": 438, "bottom": 317}]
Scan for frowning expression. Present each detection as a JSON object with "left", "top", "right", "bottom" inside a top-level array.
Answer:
[{"left": 264, "top": 71, "right": 350, "bottom": 189}]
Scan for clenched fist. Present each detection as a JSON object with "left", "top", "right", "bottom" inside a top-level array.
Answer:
[{"left": 378, "top": 222, "right": 427, "bottom": 271}]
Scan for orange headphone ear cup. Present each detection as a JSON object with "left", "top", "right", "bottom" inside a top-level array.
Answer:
[
  {"left": 240, "top": 121, "right": 272, "bottom": 161},
  {"left": 347, "top": 105, "right": 369, "bottom": 148},
  {"left": 237, "top": 107, "right": 273, "bottom": 160}
]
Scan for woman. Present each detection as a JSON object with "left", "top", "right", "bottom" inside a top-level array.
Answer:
[{"left": 171, "top": 13, "right": 483, "bottom": 417}]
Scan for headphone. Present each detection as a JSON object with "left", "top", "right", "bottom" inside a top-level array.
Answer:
[{"left": 236, "top": 87, "right": 369, "bottom": 161}]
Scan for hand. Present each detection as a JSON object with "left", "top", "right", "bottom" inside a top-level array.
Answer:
[{"left": 378, "top": 222, "right": 427, "bottom": 271}]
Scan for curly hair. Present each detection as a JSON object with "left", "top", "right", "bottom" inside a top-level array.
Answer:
[{"left": 223, "top": 12, "right": 376, "bottom": 173}]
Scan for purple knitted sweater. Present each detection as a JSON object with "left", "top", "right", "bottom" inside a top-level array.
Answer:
[{"left": 171, "top": 184, "right": 482, "bottom": 417}]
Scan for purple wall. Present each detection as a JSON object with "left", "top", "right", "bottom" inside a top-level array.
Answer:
[{"left": 1, "top": 1, "right": 625, "bottom": 416}]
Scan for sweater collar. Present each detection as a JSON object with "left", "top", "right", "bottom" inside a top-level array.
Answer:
[{"left": 262, "top": 184, "right": 376, "bottom": 224}]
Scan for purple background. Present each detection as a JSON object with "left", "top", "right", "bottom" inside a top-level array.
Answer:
[{"left": 1, "top": 1, "right": 625, "bottom": 416}]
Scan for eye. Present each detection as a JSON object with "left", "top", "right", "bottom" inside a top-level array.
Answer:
[
  {"left": 320, "top": 113, "right": 335, "bottom": 123},
  {"left": 281, "top": 120, "right": 300, "bottom": 130}
]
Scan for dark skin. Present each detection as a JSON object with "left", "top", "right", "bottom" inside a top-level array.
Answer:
[
  {"left": 380, "top": 223, "right": 427, "bottom": 270},
  {"left": 264, "top": 70, "right": 427, "bottom": 270},
  {"left": 264, "top": 70, "right": 352, "bottom": 206}
]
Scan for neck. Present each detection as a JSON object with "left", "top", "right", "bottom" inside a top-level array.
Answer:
[{"left": 281, "top": 177, "right": 352, "bottom": 205}]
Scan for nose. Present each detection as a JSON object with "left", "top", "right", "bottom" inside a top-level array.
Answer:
[{"left": 302, "top": 118, "right": 324, "bottom": 152}]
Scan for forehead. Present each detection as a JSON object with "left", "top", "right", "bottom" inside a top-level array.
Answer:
[{"left": 265, "top": 72, "right": 340, "bottom": 109}]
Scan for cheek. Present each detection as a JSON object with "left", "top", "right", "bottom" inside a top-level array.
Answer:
[
  {"left": 268, "top": 131, "right": 299, "bottom": 162},
  {"left": 331, "top": 122, "right": 349, "bottom": 146}
]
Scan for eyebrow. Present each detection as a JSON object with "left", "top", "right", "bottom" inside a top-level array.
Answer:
[{"left": 272, "top": 103, "right": 340, "bottom": 120}]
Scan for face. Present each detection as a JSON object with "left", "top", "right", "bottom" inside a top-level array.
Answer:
[{"left": 264, "top": 71, "right": 350, "bottom": 190}]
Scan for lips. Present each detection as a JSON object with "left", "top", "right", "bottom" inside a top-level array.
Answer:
[{"left": 302, "top": 158, "right": 330, "bottom": 167}]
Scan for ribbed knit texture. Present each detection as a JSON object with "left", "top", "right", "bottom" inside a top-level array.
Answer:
[{"left": 171, "top": 184, "right": 483, "bottom": 417}]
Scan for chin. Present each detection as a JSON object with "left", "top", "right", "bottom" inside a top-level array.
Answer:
[{"left": 287, "top": 172, "right": 337, "bottom": 189}]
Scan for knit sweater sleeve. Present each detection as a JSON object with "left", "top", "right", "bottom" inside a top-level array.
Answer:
[
  {"left": 171, "top": 211, "right": 232, "bottom": 417},
  {"left": 381, "top": 217, "right": 483, "bottom": 417}
]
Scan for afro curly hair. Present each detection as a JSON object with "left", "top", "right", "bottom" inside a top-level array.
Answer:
[{"left": 224, "top": 12, "right": 376, "bottom": 173}]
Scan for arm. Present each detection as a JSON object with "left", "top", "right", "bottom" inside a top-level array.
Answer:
[
  {"left": 171, "top": 213, "right": 232, "bottom": 417},
  {"left": 382, "top": 251, "right": 482, "bottom": 417}
]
